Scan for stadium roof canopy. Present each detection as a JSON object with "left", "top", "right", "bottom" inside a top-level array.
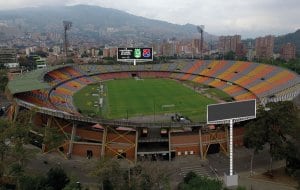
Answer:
[{"left": 7, "top": 64, "right": 71, "bottom": 94}]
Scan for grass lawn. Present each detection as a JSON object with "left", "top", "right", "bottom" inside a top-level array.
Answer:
[
  {"left": 73, "top": 78, "right": 217, "bottom": 122},
  {"left": 73, "top": 84, "right": 103, "bottom": 117}
]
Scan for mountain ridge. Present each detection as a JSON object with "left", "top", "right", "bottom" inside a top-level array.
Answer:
[
  {"left": 0, "top": 4, "right": 299, "bottom": 53},
  {"left": 0, "top": 4, "right": 217, "bottom": 43},
  {"left": 274, "top": 29, "right": 300, "bottom": 56}
]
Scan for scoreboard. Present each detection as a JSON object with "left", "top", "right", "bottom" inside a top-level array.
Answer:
[{"left": 117, "top": 48, "right": 153, "bottom": 61}]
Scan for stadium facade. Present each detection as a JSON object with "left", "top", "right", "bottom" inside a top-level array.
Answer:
[{"left": 6, "top": 60, "right": 300, "bottom": 162}]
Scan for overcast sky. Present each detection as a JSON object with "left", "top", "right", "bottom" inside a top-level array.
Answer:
[{"left": 0, "top": 0, "right": 299, "bottom": 38}]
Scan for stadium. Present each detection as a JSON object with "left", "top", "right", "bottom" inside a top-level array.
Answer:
[{"left": 6, "top": 60, "right": 300, "bottom": 162}]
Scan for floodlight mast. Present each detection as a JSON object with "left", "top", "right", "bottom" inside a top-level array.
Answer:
[
  {"left": 229, "top": 119, "right": 233, "bottom": 175},
  {"left": 63, "top": 21, "right": 72, "bottom": 59},
  {"left": 197, "top": 25, "right": 205, "bottom": 59}
]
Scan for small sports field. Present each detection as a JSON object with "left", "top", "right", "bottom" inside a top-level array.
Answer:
[{"left": 73, "top": 78, "right": 217, "bottom": 122}]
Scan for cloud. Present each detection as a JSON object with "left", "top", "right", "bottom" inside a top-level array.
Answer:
[
  {"left": 0, "top": 0, "right": 299, "bottom": 38},
  {"left": 0, "top": 0, "right": 68, "bottom": 9}
]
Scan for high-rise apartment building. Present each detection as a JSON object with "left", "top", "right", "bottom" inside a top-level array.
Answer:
[
  {"left": 218, "top": 35, "right": 241, "bottom": 54},
  {"left": 103, "top": 47, "right": 117, "bottom": 58},
  {"left": 162, "top": 42, "right": 174, "bottom": 57},
  {"left": 255, "top": 35, "right": 274, "bottom": 59},
  {"left": 0, "top": 47, "right": 18, "bottom": 68},
  {"left": 109, "top": 47, "right": 117, "bottom": 58},
  {"left": 280, "top": 43, "right": 296, "bottom": 61},
  {"left": 235, "top": 43, "right": 247, "bottom": 58},
  {"left": 103, "top": 48, "right": 110, "bottom": 58},
  {"left": 192, "top": 39, "right": 200, "bottom": 54}
]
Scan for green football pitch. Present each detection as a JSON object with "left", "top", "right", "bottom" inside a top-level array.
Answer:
[{"left": 73, "top": 78, "right": 217, "bottom": 122}]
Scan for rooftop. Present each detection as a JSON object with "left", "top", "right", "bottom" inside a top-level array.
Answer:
[{"left": 7, "top": 64, "right": 71, "bottom": 94}]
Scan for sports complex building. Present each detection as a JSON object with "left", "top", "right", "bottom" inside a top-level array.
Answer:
[{"left": 6, "top": 60, "right": 300, "bottom": 162}]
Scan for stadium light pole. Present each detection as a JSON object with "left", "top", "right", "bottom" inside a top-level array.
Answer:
[
  {"left": 63, "top": 21, "right": 72, "bottom": 60},
  {"left": 229, "top": 119, "right": 233, "bottom": 176},
  {"left": 197, "top": 25, "right": 205, "bottom": 59},
  {"left": 207, "top": 99, "right": 256, "bottom": 186}
]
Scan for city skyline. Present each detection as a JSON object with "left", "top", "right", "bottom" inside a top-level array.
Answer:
[{"left": 0, "top": 0, "right": 299, "bottom": 38}]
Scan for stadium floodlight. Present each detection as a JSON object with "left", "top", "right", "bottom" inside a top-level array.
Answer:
[
  {"left": 196, "top": 25, "right": 204, "bottom": 33},
  {"left": 196, "top": 25, "right": 205, "bottom": 59},
  {"left": 63, "top": 21, "right": 72, "bottom": 30},
  {"left": 63, "top": 21, "right": 72, "bottom": 58}
]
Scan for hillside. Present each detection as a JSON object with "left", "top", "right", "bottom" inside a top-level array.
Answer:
[
  {"left": 274, "top": 29, "right": 300, "bottom": 56},
  {"left": 0, "top": 5, "right": 217, "bottom": 42}
]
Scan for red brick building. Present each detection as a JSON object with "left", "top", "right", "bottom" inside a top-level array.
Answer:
[
  {"left": 235, "top": 43, "right": 247, "bottom": 58},
  {"left": 218, "top": 35, "right": 241, "bottom": 54},
  {"left": 280, "top": 43, "right": 296, "bottom": 61},
  {"left": 255, "top": 35, "right": 274, "bottom": 59}
]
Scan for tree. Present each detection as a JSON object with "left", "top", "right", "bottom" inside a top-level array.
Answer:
[
  {"left": 62, "top": 176, "right": 81, "bottom": 190},
  {"left": 18, "top": 55, "right": 30, "bottom": 68},
  {"left": 91, "top": 157, "right": 124, "bottom": 190},
  {"left": 17, "top": 167, "right": 74, "bottom": 190},
  {"left": 262, "top": 58, "right": 300, "bottom": 74},
  {"left": 6, "top": 122, "right": 34, "bottom": 189},
  {"left": 0, "top": 110, "right": 38, "bottom": 188},
  {"left": 19, "top": 55, "right": 37, "bottom": 70},
  {"left": 285, "top": 108, "right": 300, "bottom": 188},
  {"left": 19, "top": 175, "right": 49, "bottom": 190},
  {"left": 18, "top": 167, "right": 74, "bottom": 190},
  {"left": 285, "top": 142, "right": 300, "bottom": 178},
  {"left": 0, "top": 119, "right": 11, "bottom": 164},
  {"left": 81, "top": 51, "right": 89, "bottom": 58},
  {"left": 9, "top": 162, "right": 24, "bottom": 190},
  {"left": 0, "top": 70, "right": 8, "bottom": 92},
  {"left": 91, "top": 158, "right": 171, "bottom": 190},
  {"left": 224, "top": 51, "right": 236, "bottom": 60},
  {"left": 43, "top": 126, "right": 65, "bottom": 151},
  {"left": 46, "top": 166, "right": 70, "bottom": 190},
  {"left": 66, "top": 58, "right": 74, "bottom": 63},
  {"left": 127, "top": 162, "right": 171, "bottom": 190},
  {"left": 183, "top": 171, "right": 197, "bottom": 184},
  {"left": 178, "top": 172, "right": 222, "bottom": 190},
  {"left": 287, "top": 58, "right": 300, "bottom": 74},
  {"left": 244, "top": 101, "right": 298, "bottom": 173},
  {"left": 98, "top": 49, "right": 103, "bottom": 56},
  {"left": 35, "top": 50, "right": 48, "bottom": 58}
]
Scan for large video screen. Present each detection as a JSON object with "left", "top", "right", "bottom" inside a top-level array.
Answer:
[
  {"left": 117, "top": 48, "right": 153, "bottom": 61},
  {"left": 207, "top": 99, "right": 256, "bottom": 123}
]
